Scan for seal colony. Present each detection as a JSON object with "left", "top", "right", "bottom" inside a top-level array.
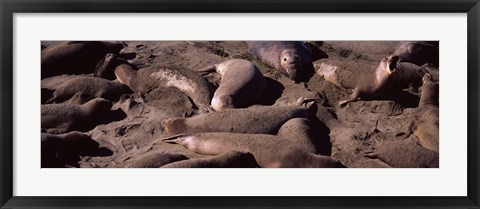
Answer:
[{"left": 40, "top": 41, "right": 439, "bottom": 168}]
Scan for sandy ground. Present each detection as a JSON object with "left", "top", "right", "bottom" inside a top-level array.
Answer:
[{"left": 41, "top": 41, "right": 439, "bottom": 168}]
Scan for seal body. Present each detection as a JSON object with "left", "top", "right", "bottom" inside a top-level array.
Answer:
[
  {"left": 128, "top": 153, "right": 188, "bottom": 168},
  {"left": 394, "top": 41, "right": 439, "bottom": 66},
  {"left": 339, "top": 55, "right": 427, "bottom": 106},
  {"left": 41, "top": 98, "right": 113, "bottom": 133},
  {"left": 41, "top": 41, "right": 124, "bottom": 78},
  {"left": 41, "top": 131, "right": 100, "bottom": 167},
  {"left": 408, "top": 73, "right": 439, "bottom": 152},
  {"left": 247, "top": 41, "right": 313, "bottom": 82},
  {"left": 161, "top": 105, "right": 310, "bottom": 135},
  {"left": 201, "top": 59, "right": 266, "bottom": 111},
  {"left": 47, "top": 77, "right": 132, "bottom": 103},
  {"left": 114, "top": 64, "right": 213, "bottom": 112},
  {"left": 162, "top": 133, "right": 344, "bottom": 168},
  {"left": 161, "top": 150, "right": 259, "bottom": 168}
]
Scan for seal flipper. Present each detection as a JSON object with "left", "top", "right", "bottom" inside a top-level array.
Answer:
[
  {"left": 192, "top": 64, "right": 217, "bottom": 75},
  {"left": 160, "top": 134, "right": 188, "bottom": 144}
]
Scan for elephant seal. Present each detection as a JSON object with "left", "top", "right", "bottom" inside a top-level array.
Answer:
[
  {"left": 364, "top": 139, "right": 439, "bottom": 168},
  {"left": 161, "top": 150, "right": 259, "bottom": 168},
  {"left": 406, "top": 73, "right": 439, "bottom": 152},
  {"left": 247, "top": 41, "right": 314, "bottom": 82},
  {"left": 114, "top": 61, "right": 213, "bottom": 112},
  {"left": 41, "top": 98, "right": 113, "bottom": 133},
  {"left": 195, "top": 59, "right": 266, "bottom": 111},
  {"left": 339, "top": 55, "right": 427, "bottom": 107},
  {"left": 161, "top": 117, "right": 343, "bottom": 168},
  {"left": 128, "top": 153, "right": 188, "bottom": 168},
  {"left": 41, "top": 131, "right": 100, "bottom": 168},
  {"left": 161, "top": 133, "right": 344, "bottom": 168},
  {"left": 161, "top": 105, "right": 310, "bottom": 135},
  {"left": 41, "top": 41, "right": 124, "bottom": 79},
  {"left": 46, "top": 77, "right": 133, "bottom": 103},
  {"left": 394, "top": 41, "right": 439, "bottom": 66}
]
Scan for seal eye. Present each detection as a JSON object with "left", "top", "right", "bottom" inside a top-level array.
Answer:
[{"left": 283, "top": 58, "right": 288, "bottom": 62}]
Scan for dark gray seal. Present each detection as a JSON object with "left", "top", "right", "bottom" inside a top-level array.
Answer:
[
  {"left": 394, "top": 41, "right": 439, "bottom": 66},
  {"left": 247, "top": 41, "right": 314, "bottom": 82},
  {"left": 46, "top": 77, "right": 132, "bottom": 103},
  {"left": 41, "top": 41, "right": 124, "bottom": 78}
]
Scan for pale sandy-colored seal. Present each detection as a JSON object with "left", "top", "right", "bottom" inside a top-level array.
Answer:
[
  {"left": 46, "top": 77, "right": 132, "bottom": 103},
  {"left": 338, "top": 55, "right": 427, "bottom": 106},
  {"left": 247, "top": 41, "right": 314, "bottom": 82},
  {"left": 195, "top": 59, "right": 266, "bottom": 111},
  {"left": 113, "top": 60, "right": 214, "bottom": 112},
  {"left": 161, "top": 150, "right": 259, "bottom": 168},
  {"left": 161, "top": 117, "right": 343, "bottom": 168},
  {"left": 161, "top": 133, "right": 344, "bottom": 168},
  {"left": 394, "top": 41, "right": 439, "bottom": 66},
  {"left": 41, "top": 41, "right": 124, "bottom": 78},
  {"left": 41, "top": 98, "right": 113, "bottom": 133},
  {"left": 41, "top": 131, "right": 100, "bottom": 167},
  {"left": 406, "top": 73, "right": 439, "bottom": 152},
  {"left": 161, "top": 104, "right": 310, "bottom": 135}
]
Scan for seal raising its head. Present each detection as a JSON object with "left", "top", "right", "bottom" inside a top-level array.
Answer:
[{"left": 247, "top": 41, "right": 314, "bottom": 82}]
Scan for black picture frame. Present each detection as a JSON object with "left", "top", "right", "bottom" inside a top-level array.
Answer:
[{"left": 1, "top": 0, "right": 479, "bottom": 208}]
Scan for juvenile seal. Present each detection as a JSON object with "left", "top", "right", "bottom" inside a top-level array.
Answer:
[
  {"left": 162, "top": 133, "right": 344, "bottom": 168},
  {"left": 113, "top": 61, "right": 214, "bottom": 112},
  {"left": 41, "top": 41, "right": 124, "bottom": 79},
  {"left": 406, "top": 73, "right": 439, "bottom": 152},
  {"left": 339, "top": 55, "right": 427, "bottom": 107},
  {"left": 195, "top": 59, "right": 266, "bottom": 111},
  {"left": 394, "top": 41, "right": 439, "bottom": 66},
  {"left": 42, "top": 131, "right": 100, "bottom": 168},
  {"left": 41, "top": 98, "right": 113, "bottom": 133},
  {"left": 364, "top": 139, "right": 439, "bottom": 168},
  {"left": 247, "top": 41, "right": 314, "bottom": 82},
  {"left": 161, "top": 150, "right": 259, "bottom": 168},
  {"left": 161, "top": 105, "right": 310, "bottom": 135},
  {"left": 46, "top": 77, "right": 133, "bottom": 103}
]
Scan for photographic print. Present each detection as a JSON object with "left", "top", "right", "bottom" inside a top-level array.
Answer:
[{"left": 40, "top": 41, "right": 439, "bottom": 168}]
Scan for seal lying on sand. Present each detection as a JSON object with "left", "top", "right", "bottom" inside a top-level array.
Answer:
[
  {"left": 41, "top": 131, "right": 99, "bottom": 167},
  {"left": 46, "top": 77, "right": 132, "bottom": 103},
  {"left": 41, "top": 98, "right": 113, "bottom": 133},
  {"left": 406, "top": 73, "right": 439, "bottom": 152},
  {"left": 364, "top": 139, "right": 439, "bottom": 168},
  {"left": 247, "top": 41, "right": 315, "bottom": 82},
  {"left": 394, "top": 41, "right": 439, "bottom": 66},
  {"left": 41, "top": 41, "right": 124, "bottom": 79},
  {"left": 127, "top": 153, "right": 189, "bottom": 168},
  {"left": 113, "top": 59, "right": 214, "bottom": 112},
  {"left": 161, "top": 104, "right": 310, "bottom": 135},
  {"left": 161, "top": 150, "right": 259, "bottom": 168},
  {"left": 338, "top": 55, "right": 427, "bottom": 107},
  {"left": 195, "top": 59, "right": 266, "bottom": 111},
  {"left": 161, "top": 133, "right": 344, "bottom": 168}
]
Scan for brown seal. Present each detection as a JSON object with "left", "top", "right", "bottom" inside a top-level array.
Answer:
[
  {"left": 161, "top": 150, "right": 259, "bottom": 168},
  {"left": 41, "top": 98, "right": 113, "bottom": 133},
  {"left": 113, "top": 59, "right": 214, "bottom": 113},
  {"left": 46, "top": 77, "right": 132, "bottom": 103},
  {"left": 127, "top": 153, "right": 189, "bottom": 168},
  {"left": 364, "top": 139, "right": 439, "bottom": 168},
  {"left": 338, "top": 55, "right": 427, "bottom": 107},
  {"left": 41, "top": 131, "right": 100, "bottom": 168},
  {"left": 160, "top": 104, "right": 310, "bottom": 135},
  {"left": 394, "top": 41, "right": 439, "bottom": 66},
  {"left": 41, "top": 41, "right": 124, "bottom": 79},
  {"left": 247, "top": 41, "right": 314, "bottom": 82},
  {"left": 406, "top": 73, "right": 439, "bottom": 152},
  {"left": 195, "top": 59, "right": 266, "bottom": 111}
]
